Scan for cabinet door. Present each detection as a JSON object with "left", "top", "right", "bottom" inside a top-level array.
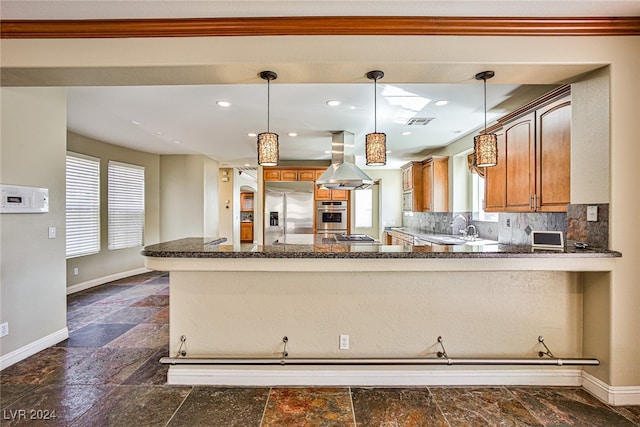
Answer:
[
  {"left": 331, "top": 189, "right": 349, "bottom": 200},
  {"left": 505, "top": 112, "right": 536, "bottom": 211},
  {"left": 298, "top": 170, "right": 315, "bottom": 181},
  {"left": 536, "top": 98, "right": 571, "bottom": 212},
  {"left": 240, "top": 223, "right": 253, "bottom": 242},
  {"left": 264, "top": 170, "right": 281, "bottom": 181},
  {"left": 315, "top": 187, "right": 331, "bottom": 201},
  {"left": 280, "top": 170, "right": 298, "bottom": 181},
  {"left": 431, "top": 158, "right": 448, "bottom": 212},
  {"left": 422, "top": 162, "right": 433, "bottom": 212},
  {"left": 484, "top": 131, "right": 507, "bottom": 211}
]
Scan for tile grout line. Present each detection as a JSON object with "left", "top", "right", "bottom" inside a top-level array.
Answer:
[
  {"left": 164, "top": 385, "right": 195, "bottom": 427},
  {"left": 348, "top": 386, "right": 357, "bottom": 427},
  {"left": 428, "top": 387, "right": 453, "bottom": 427},
  {"left": 258, "top": 387, "right": 273, "bottom": 427}
]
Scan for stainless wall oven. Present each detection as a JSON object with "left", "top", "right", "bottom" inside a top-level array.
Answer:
[{"left": 316, "top": 200, "right": 347, "bottom": 233}]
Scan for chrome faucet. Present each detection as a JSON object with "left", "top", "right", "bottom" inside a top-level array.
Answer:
[
  {"left": 451, "top": 214, "right": 467, "bottom": 237},
  {"left": 466, "top": 224, "right": 478, "bottom": 241}
]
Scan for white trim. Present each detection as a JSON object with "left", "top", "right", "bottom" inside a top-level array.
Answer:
[
  {"left": 67, "top": 267, "right": 150, "bottom": 294},
  {"left": 167, "top": 366, "right": 583, "bottom": 387},
  {"left": 582, "top": 371, "right": 640, "bottom": 406},
  {"left": 0, "top": 328, "right": 69, "bottom": 370}
]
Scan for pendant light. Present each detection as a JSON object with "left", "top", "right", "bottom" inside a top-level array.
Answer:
[
  {"left": 257, "top": 70, "right": 279, "bottom": 166},
  {"left": 473, "top": 70, "right": 498, "bottom": 167},
  {"left": 365, "top": 70, "right": 387, "bottom": 166}
]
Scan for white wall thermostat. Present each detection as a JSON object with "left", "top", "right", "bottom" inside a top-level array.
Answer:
[{"left": 0, "top": 184, "right": 49, "bottom": 213}]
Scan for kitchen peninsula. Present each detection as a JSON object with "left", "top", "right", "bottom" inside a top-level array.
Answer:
[{"left": 143, "top": 238, "right": 620, "bottom": 387}]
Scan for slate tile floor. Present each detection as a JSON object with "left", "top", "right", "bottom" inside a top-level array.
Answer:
[{"left": 1, "top": 271, "right": 639, "bottom": 426}]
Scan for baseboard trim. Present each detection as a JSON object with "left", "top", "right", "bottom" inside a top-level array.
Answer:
[
  {"left": 582, "top": 372, "right": 640, "bottom": 406},
  {"left": 67, "top": 267, "right": 151, "bottom": 294},
  {"left": 167, "top": 366, "right": 583, "bottom": 387},
  {"left": 0, "top": 327, "right": 69, "bottom": 370}
]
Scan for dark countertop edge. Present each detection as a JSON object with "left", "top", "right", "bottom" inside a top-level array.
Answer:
[{"left": 141, "top": 248, "right": 621, "bottom": 259}]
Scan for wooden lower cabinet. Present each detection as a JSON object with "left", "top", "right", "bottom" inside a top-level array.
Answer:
[{"left": 240, "top": 222, "right": 253, "bottom": 242}]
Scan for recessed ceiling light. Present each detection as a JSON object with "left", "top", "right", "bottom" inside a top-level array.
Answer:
[
  {"left": 402, "top": 131, "right": 411, "bottom": 136},
  {"left": 173, "top": 140, "right": 182, "bottom": 144},
  {"left": 244, "top": 163, "right": 250, "bottom": 167},
  {"left": 131, "top": 120, "right": 142, "bottom": 125},
  {"left": 435, "top": 100, "right": 449, "bottom": 106},
  {"left": 248, "top": 133, "right": 257, "bottom": 137},
  {"left": 216, "top": 100, "right": 231, "bottom": 107},
  {"left": 324, "top": 150, "right": 332, "bottom": 154},
  {"left": 155, "top": 131, "right": 163, "bottom": 135},
  {"left": 288, "top": 132, "right": 298, "bottom": 137},
  {"left": 326, "top": 100, "right": 341, "bottom": 107}
]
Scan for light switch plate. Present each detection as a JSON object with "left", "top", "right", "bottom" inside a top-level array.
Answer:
[
  {"left": 587, "top": 206, "right": 598, "bottom": 222},
  {"left": 48, "top": 226, "right": 56, "bottom": 239}
]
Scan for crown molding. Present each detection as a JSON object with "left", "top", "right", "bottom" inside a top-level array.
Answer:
[{"left": 2, "top": 16, "right": 640, "bottom": 39}]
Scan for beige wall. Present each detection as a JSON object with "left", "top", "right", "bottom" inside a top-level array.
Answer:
[
  {"left": 66, "top": 132, "right": 160, "bottom": 288},
  {"left": 1, "top": 88, "right": 68, "bottom": 358},
  {"left": 1, "top": 34, "right": 638, "bottom": 389},
  {"left": 159, "top": 154, "right": 219, "bottom": 242}
]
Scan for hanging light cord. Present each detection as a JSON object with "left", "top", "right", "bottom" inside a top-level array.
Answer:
[
  {"left": 483, "top": 76, "right": 488, "bottom": 135},
  {"left": 267, "top": 78, "right": 271, "bottom": 133},
  {"left": 373, "top": 77, "right": 378, "bottom": 132}
]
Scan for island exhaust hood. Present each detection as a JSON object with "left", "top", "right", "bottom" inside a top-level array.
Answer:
[{"left": 316, "top": 131, "right": 374, "bottom": 190}]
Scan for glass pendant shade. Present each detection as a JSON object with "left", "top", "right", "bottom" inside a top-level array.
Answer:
[
  {"left": 365, "top": 70, "right": 386, "bottom": 166},
  {"left": 473, "top": 70, "right": 498, "bottom": 168},
  {"left": 257, "top": 70, "right": 278, "bottom": 166},
  {"left": 257, "top": 132, "right": 279, "bottom": 166},
  {"left": 366, "top": 132, "right": 387, "bottom": 166},
  {"left": 473, "top": 133, "right": 498, "bottom": 167}
]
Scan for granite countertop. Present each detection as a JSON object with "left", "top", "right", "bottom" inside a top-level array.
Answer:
[{"left": 141, "top": 236, "right": 621, "bottom": 259}]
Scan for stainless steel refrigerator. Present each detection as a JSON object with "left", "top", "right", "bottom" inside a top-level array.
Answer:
[{"left": 264, "top": 181, "right": 315, "bottom": 244}]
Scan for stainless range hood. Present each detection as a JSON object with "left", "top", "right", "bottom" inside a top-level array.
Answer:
[{"left": 316, "top": 131, "right": 374, "bottom": 190}]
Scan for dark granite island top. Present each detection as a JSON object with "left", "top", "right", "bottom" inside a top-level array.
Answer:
[
  {"left": 142, "top": 236, "right": 620, "bottom": 259},
  {"left": 142, "top": 236, "right": 620, "bottom": 273}
]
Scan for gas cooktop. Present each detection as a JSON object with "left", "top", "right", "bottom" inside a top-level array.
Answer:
[{"left": 334, "top": 234, "right": 376, "bottom": 242}]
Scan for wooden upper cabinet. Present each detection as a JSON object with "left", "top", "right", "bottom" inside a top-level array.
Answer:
[
  {"left": 484, "top": 86, "right": 571, "bottom": 213},
  {"left": 298, "top": 170, "right": 316, "bottom": 181},
  {"left": 280, "top": 170, "right": 298, "bottom": 181},
  {"left": 505, "top": 112, "right": 536, "bottom": 212},
  {"left": 263, "top": 169, "right": 281, "bottom": 181},
  {"left": 536, "top": 97, "right": 571, "bottom": 212},
  {"left": 422, "top": 157, "right": 448, "bottom": 212},
  {"left": 484, "top": 131, "right": 506, "bottom": 211},
  {"left": 401, "top": 162, "right": 423, "bottom": 212}
]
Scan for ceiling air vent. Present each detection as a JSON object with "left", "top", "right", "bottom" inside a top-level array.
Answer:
[{"left": 405, "top": 117, "right": 435, "bottom": 126}]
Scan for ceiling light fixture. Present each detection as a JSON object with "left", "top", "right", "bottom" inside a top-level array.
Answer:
[
  {"left": 257, "top": 70, "right": 279, "bottom": 166},
  {"left": 473, "top": 70, "right": 498, "bottom": 168},
  {"left": 288, "top": 132, "right": 298, "bottom": 137},
  {"left": 216, "top": 100, "right": 231, "bottom": 107},
  {"left": 326, "top": 100, "right": 341, "bottom": 107},
  {"left": 365, "top": 70, "right": 386, "bottom": 166},
  {"left": 435, "top": 100, "right": 449, "bottom": 106}
]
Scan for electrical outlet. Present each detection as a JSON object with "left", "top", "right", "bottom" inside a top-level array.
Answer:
[
  {"left": 587, "top": 205, "right": 598, "bottom": 222},
  {"left": 48, "top": 226, "right": 56, "bottom": 239},
  {"left": 339, "top": 334, "right": 349, "bottom": 350},
  {"left": 73, "top": 267, "right": 79, "bottom": 276},
  {"left": 0, "top": 322, "right": 8, "bottom": 338}
]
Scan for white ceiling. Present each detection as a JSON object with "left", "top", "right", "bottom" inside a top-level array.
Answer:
[{"left": 5, "top": 0, "right": 637, "bottom": 168}]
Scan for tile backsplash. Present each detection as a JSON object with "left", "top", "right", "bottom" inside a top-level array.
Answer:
[{"left": 402, "top": 204, "right": 609, "bottom": 248}]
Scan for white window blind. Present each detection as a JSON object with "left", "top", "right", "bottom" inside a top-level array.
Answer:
[
  {"left": 108, "top": 160, "right": 145, "bottom": 250},
  {"left": 66, "top": 153, "right": 100, "bottom": 258}
]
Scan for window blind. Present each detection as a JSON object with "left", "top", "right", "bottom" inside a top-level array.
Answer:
[
  {"left": 108, "top": 160, "right": 145, "bottom": 250},
  {"left": 66, "top": 153, "right": 100, "bottom": 258}
]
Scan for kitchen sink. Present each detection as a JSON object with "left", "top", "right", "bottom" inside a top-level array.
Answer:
[{"left": 417, "top": 234, "right": 499, "bottom": 246}]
